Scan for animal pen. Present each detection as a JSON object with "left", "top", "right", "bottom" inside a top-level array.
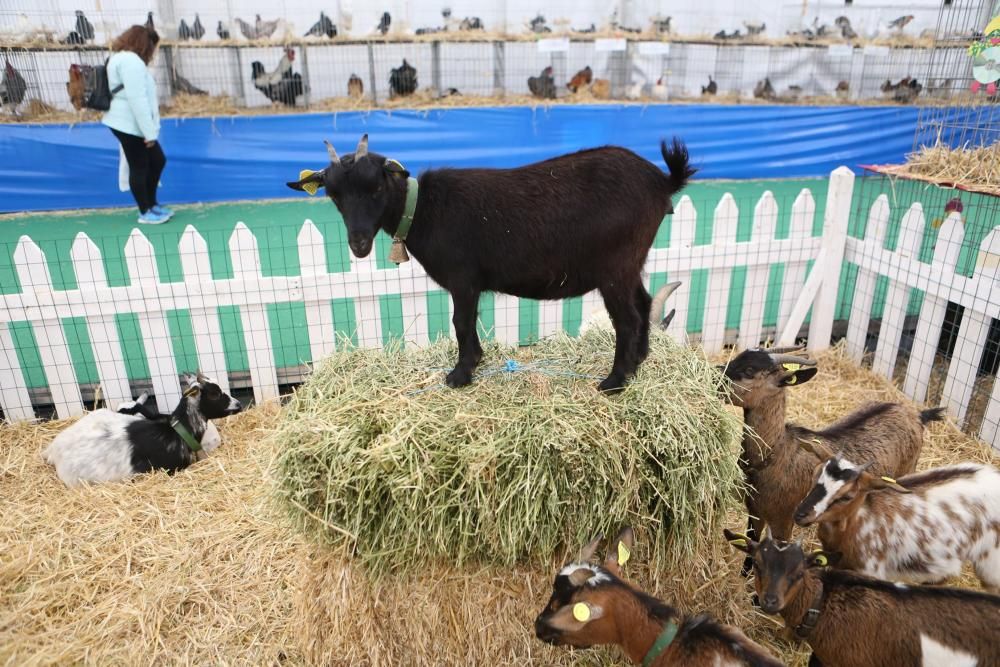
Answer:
[{"left": 1, "top": 0, "right": 999, "bottom": 665}]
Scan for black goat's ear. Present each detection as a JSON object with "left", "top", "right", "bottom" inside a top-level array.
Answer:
[
  {"left": 287, "top": 169, "right": 326, "bottom": 196},
  {"left": 724, "top": 528, "right": 756, "bottom": 554},
  {"left": 779, "top": 365, "right": 818, "bottom": 387}
]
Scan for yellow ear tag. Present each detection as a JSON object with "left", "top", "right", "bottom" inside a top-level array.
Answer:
[
  {"left": 572, "top": 603, "right": 591, "bottom": 622},
  {"left": 617, "top": 541, "right": 631, "bottom": 567},
  {"left": 730, "top": 538, "right": 748, "bottom": 547},
  {"left": 812, "top": 552, "right": 828, "bottom": 567},
  {"left": 881, "top": 476, "right": 897, "bottom": 484},
  {"left": 782, "top": 362, "right": 802, "bottom": 372},
  {"left": 298, "top": 169, "right": 321, "bottom": 196}
]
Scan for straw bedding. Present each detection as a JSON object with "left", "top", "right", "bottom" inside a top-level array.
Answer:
[
  {"left": 1, "top": 340, "right": 995, "bottom": 666},
  {"left": 873, "top": 143, "right": 1000, "bottom": 197}
]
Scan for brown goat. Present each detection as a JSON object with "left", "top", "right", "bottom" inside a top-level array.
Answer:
[
  {"left": 726, "top": 527, "right": 1000, "bottom": 666},
  {"left": 534, "top": 529, "right": 782, "bottom": 666},
  {"left": 719, "top": 349, "right": 941, "bottom": 572}
]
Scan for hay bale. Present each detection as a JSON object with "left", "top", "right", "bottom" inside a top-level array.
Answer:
[{"left": 271, "top": 330, "right": 743, "bottom": 575}]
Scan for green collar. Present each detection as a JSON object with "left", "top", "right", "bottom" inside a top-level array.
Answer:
[
  {"left": 170, "top": 417, "right": 203, "bottom": 452},
  {"left": 394, "top": 177, "right": 419, "bottom": 241},
  {"left": 642, "top": 620, "right": 678, "bottom": 667}
]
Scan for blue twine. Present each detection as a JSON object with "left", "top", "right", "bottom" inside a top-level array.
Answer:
[{"left": 406, "top": 358, "right": 601, "bottom": 396}]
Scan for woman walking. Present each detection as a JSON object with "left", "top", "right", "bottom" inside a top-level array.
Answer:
[{"left": 103, "top": 24, "right": 172, "bottom": 224}]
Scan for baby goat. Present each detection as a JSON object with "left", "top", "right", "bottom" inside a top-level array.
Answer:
[
  {"left": 726, "top": 527, "right": 1000, "bottom": 666},
  {"left": 719, "top": 349, "right": 941, "bottom": 570},
  {"left": 43, "top": 374, "right": 241, "bottom": 486},
  {"left": 535, "top": 528, "right": 782, "bottom": 666},
  {"left": 116, "top": 391, "right": 222, "bottom": 451},
  {"left": 794, "top": 448, "right": 1000, "bottom": 591}
]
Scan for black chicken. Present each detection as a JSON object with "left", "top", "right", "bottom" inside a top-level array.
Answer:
[
  {"left": 1, "top": 59, "right": 28, "bottom": 112},
  {"left": 192, "top": 14, "right": 205, "bottom": 40},
  {"left": 75, "top": 10, "right": 94, "bottom": 42},
  {"left": 306, "top": 12, "right": 337, "bottom": 38},
  {"left": 178, "top": 19, "right": 192, "bottom": 40},
  {"left": 171, "top": 70, "right": 207, "bottom": 96},
  {"left": 702, "top": 75, "right": 717, "bottom": 95},
  {"left": 377, "top": 12, "right": 391, "bottom": 35},
  {"left": 389, "top": 59, "right": 417, "bottom": 97},
  {"left": 217, "top": 21, "right": 230, "bottom": 40},
  {"left": 251, "top": 48, "right": 303, "bottom": 106},
  {"left": 527, "top": 66, "right": 556, "bottom": 99},
  {"left": 145, "top": 12, "right": 155, "bottom": 31}
]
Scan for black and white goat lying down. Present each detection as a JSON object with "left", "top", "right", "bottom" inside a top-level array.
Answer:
[{"left": 43, "top": 374, "right": 242, "bottom": 486}]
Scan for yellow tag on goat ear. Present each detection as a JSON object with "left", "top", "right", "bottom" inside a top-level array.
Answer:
[
  {"left": 783, "top": 362, "right": 802, "bottom": 372},
  {"left": 298, "top": 169, "right": 321, "bottom": 196},
  {"left": 812, "top": 552, "right": 829, "bottom": 567},
  {"left": 572, "top": 603, "right": 591, "bottom": 622},
  {"left": 617, "top": 541, "right": 631, "bottom": 567},
  {"left": 730, "top": 538, "right": 748, "bottom": 547},
  {"left": 881, "top": 476, "right": 897, "bottom": 484}
]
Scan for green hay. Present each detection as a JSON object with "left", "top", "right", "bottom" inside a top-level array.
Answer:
[{"left": 270, "top": 329, "right": 743, "bottom": 575}]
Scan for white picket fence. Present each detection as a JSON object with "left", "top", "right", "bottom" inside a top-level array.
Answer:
[{"left": 1, "top": 166, "right": 998, "bottom": 450}]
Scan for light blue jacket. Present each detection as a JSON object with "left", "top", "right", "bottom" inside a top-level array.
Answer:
[{"left": 101, "top": 51, "right": 160, "bottom": 141}]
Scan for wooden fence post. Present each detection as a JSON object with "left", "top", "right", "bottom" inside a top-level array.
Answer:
[{"left": 807, "top": 166, "right": 854, "bottom": 353}]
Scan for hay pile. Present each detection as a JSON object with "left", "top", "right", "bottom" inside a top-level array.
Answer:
[
  {"left": 271, "top": 330, "right": 744, "bottom": 574},
  {"left": 874, "top": 142, "right": 1000, "bottom": 196},
  {"left": 2, "top": 340, "right": 996, "bottom": 666}
]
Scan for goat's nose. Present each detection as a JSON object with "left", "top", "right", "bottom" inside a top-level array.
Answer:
[{"left": 762, "top": 594, "right": 779, "bottom": 612}]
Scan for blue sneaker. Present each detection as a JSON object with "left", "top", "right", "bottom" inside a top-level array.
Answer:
[
  {"left": 137, "top": 209, "right": 171, "bottom": 225},
  {"left": 151, "top": 205, "right": 174, "bottom": 219}
]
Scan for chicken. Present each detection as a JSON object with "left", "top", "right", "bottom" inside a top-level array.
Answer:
[
  {"left": 527, "top": 66, "right": 556, "bottom": 99},
  {"left": 575, "top": 23, "right": 596, "bottom": 33},
  {"left": 348, "top": 73, "right": 364, "bottom": 98},
  {"left": 530, "top": 15, "right": 550, "bottom": 33},
  {"left": 192, "top": 14, "right": 205, "bottom": 40},
  {"left": 256, "top": 14, "right": 280, "bottom": 39},
  {"left": 306, "top": 12, "right": 337, "bottom": 38},
  {"left": 75, "top": 10, "right": 94, "bottom": 42},
  {"left": 651, "top": 77, "right": 669, "bottom": 100},
  {"left": 893, "top": 78, "right": 922, "bottom": 103},
  {"left": 251, "top": 48, "right": 302, "bottom": 106},
  {"left": 171, "top": 70, "right": 207, "bottom": 96},
  {"left": 652, "top": 16, "right": 671, "bottom": 34},
  {"left": 753, "top": 77, "right": 776, "bottom": 99},
  {"left": 235, "top": 17, "right": 255, "bottom": 40},
  {"left": 217, "top": 21, "right": 230, "bottom": 40},
  {"left": 377, "top": 12, "right": 391, "bottom": 35},
  {"left": 590, "top": 78, "right": 610, "bottom": 99},
  {"left": 932, "top": 197, "right": 964, "bottom": 228},
  {"left": 835, "top": 16, "right": 857, "bottom": 39},
  {"left": 1, "top": 59, "right": 28, "bottom": 112},
  {"left": 459, "top": 17, "right": 483, "bottom": 30},
  {"left": 178, "top": 19, "right": 192, "bottom": 40},
  {"left": 835, "top": 80, "right": 850, "bottom": 99},
  {"left": 389, "top": 59, "right": 417, "bottom": 97},
  {"left": 567, "top": 66, "right": 593, "bottom": 93},
  {"left": 785, "top": 85, "right": 803, "bottom": 101},
  {"left": 702, "top": 75, "right": 717, "bottom": 95},
  {"left": 145, "top": 12, "right": 155, "bottom": 32},
  {"left": 625, "top": 82, "right": 643, "bottom": 100},
  {"left": 66, "top": 63, "right": 86, "bottom": 110},
  {"left": 743, "top": 21, "right": 766, "bottom": 37},
  {"left": 887, "top": 15, "right": 914, "bottom": 31}
]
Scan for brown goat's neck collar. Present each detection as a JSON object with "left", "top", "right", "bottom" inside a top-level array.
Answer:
[
  {"left": 613, "top": 594, "right": 680, "bottom": 665},
  {"left": 786, "top": 574, "right": 826, "bottom": 640}
]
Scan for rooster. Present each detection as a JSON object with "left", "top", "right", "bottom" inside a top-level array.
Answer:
[
  {"left": 66, "top": 63, "right": 86, "bottom": 110},
  {"left": 932, "top": 197, "right": 965, "bottom": 229},
  {"left": 251, "top": 48, "right": 303, "bottom": 106},
  {"left": 1, "top": 59, "right": 27, "bottom": 113},
  {"left": 753, "top": 77, "right": 776, "bottom": 100},
  {"left": 528, "top": 66, "right": 555, "bottom": 99},
  {"left": 702, "top": 75, "right": 717, "bottom": 95},
  {"left": 389, "top": 59, "right": 417, "bottom": 97}
]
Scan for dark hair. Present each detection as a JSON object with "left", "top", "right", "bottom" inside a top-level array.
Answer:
[{"left": 112, "top": 25, "right": 160, "bottom": 64}]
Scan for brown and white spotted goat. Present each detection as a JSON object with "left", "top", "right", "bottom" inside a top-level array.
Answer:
[
  {"left": 793, "top": 444, "right": 1000, "bottom": 592},
  {"left": 718, "top": 348, "right": 942, "bottom": 571},
  {"left": 725, "top": 527, "right": 1000, "bottom": 667},
  {"left": 534, "top": 528, "right": 782, "bottom": 667}
]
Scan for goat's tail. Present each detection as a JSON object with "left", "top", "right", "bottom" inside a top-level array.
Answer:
[
  {"left": 660, "top": 137, "right": 697, "bottom": 193},
  {"left": 920, "top": 406, "right": 946, "bottom": 425},
  {"left": 650, "top": 281, "right": 681, "bottom": 329}
]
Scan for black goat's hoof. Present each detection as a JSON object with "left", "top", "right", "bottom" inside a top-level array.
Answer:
[
  {"left": 446, "top": 367, "right": 473, "bottom": 388},
  {"left": 598, "top": 376, "right": 626, "bottom": 394}
]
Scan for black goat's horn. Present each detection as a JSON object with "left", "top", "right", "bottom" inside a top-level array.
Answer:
[
  {"left": 769, "top": 353, "right": 816, "bottom": 367},
  {"left": 324, "top": 139, "right": 341, "bottom": 166},
  {"left": 356, "top": 133, "right": 369, "bottom": 158}
]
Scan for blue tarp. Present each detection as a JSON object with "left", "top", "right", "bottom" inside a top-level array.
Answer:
[{"left": 0, "top": 104, "right": 973, "bottom": 213}]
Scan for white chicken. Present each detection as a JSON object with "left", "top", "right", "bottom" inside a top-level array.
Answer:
[
  {"left": 651, "top": 76, "right": 669, "bottom": 100},
  {"left": 626, "top": 82, "right": 644, "bottom": 100}
]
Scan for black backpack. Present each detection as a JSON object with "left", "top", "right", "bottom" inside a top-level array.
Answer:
[{"left": 68, "top": 59, "right": 123, "bottom": 111}]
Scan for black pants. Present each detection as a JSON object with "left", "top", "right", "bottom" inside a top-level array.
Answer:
[{"left": 111, "top": 128, "right": 166, "bottom": 213}]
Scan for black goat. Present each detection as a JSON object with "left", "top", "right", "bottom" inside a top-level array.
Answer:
[{"left": 286, "top": 135, "right": 694, "bottom": 392}]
